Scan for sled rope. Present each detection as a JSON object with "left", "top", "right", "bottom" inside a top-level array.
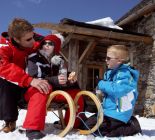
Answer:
[
  {"left": 76, "top": 102, "right": 104, "bottom": 137},
  {"left": 74, "top": 91, "right": 103, "bottom": 135}
]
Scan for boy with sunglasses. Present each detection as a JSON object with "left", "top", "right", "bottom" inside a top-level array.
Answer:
[
  {"left": 0, "top": 18, "right": 51, "bottom": 140},
  {"left": 83, "top": 45, "right": 142, "bottom": 137},
  {"left": 26, "top": 34, "right": 85, "bottom": 129}
]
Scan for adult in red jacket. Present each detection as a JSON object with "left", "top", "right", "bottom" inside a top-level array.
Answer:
[{"left": 0, "top": 18, "right": 51, "bottom": 140}]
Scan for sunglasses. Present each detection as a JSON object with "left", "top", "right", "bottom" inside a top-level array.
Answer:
[
  {"left": 106, "top": 56, "right": 118, "bottom": 61},
  {"left": 26, "top": 34, "right": 35, "bottom": 42},
  {"left": 42, "top": 41, "right": 55, "bottom": 46}
]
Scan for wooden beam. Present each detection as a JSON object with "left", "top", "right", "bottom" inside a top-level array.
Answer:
[
  {"left": 68, "top": 40, "right": 79, "bottom": 72},
  {"left": 59, "top": 51, "right": 68, "bottom": 62},
  {"left": 117, "top": 3, "right": 155, "bottom": 26},
  {"left": 33, "top": 23, "right": 153, "bottom": 44},
  {"left": 71, "top": 34, "right": 128, "bottom": 45},
  {"left": 79, "top": 41, "right": 97, "bottom": 64},
  {"left": 70, "top": 34, "right": 100, "bottom": 42}
]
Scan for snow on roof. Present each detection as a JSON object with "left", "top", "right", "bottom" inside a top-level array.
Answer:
[{"left": 86, "top": 17, "right": 123, "bottom": 30}]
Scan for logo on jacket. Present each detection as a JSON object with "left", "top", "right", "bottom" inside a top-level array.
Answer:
[{"left": 0, "top": 43, "right": 9, "bottom": 48}]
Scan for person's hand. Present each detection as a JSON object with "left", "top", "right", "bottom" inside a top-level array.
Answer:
[
  {"left": 51, "top": 55, "right": 63, "bottom": 66},
  {"left": 58, "top": 74, "right": 67, "bottom": 85},
  {"left": 30, "top": 78, "right": 50, "bottom": 94},
  {"left": 68, "top": 72, "right": 77, "bottom": 83}
]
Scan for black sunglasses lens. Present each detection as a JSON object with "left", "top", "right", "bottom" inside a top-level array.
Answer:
[
  {"left": 43, "top": 41, "right": 54, "bottom": 46},
  {"left": 26, "top": 34, "right": 35, "bottom": 42},
  {"left": 26, "top": 37, "right": 33, "bottom": 41},
  {"left": 48, "top": 42, "right": 55, "bottom": 46}
]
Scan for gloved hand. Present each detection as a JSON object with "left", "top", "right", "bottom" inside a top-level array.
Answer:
[{"left": 51, "top": 55, "right": 63, "bottom": 66}]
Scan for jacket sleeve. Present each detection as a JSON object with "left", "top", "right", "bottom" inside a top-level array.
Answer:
[
  {"left": 0, "top": 46, "right": 33, "bottom": 87},
  {"left": 45, "top": 76, "right": 80, "bottom": 90},
  {"left": 45, "top": 76, "right": 59, "bottom": 88},
  {"left": 27, "top": 59, "right": 39, "bottom": 78},
  {"left": 98, "top": 70, "right": 134, "bottom": 98}
]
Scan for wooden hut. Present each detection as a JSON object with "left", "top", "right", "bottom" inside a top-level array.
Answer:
[{"left": 33, "top": 0, "right": 155, "bottom": 117}]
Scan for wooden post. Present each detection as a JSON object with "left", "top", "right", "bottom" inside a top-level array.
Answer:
[
  {"left": 58, "top": 109, "right": 65, "bottom": 128},
  {"left": 68, "top": 39, "right": 79, "bottom": 73}
]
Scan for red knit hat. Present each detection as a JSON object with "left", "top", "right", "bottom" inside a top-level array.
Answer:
[{"left": 42, "top": 34, "right": 64, "bottom": 54}]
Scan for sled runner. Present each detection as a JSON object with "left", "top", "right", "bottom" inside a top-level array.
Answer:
[
  {"left": 46, "top": 90, "right": 76, "bottom": 137},
  {"left": 46, "top": 90, "right": 103, "bottom": 137}
]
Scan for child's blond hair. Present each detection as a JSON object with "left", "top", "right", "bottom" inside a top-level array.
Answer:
[{"left": 107, "top": 45, "right": 129, "bottom": 63}]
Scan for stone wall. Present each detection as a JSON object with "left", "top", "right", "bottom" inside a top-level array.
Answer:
[
  {"left": 123, "top": 2, "right": 155, "bottom": 117},
  {"left": 116, "top": 0, "right": 152, "bottom": 24}
]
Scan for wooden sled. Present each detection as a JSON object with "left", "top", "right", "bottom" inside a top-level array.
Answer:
[
  {"left": 46, "top": 90, "right": 103, "bottom": 137},
  {"left": 46, "top": 90, "right": 76, "bottom": 137},
  {"left": 18, "top": 90, "right": 75, "bottom": 136}
]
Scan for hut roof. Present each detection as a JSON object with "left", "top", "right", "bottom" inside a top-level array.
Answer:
[{"left": 33, "top": 18, "right": 153, "bottom": 45}]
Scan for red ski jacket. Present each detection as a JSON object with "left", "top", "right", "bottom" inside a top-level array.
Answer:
[{"left": 0, "top": 33, "right": 40, "bottom": 87}]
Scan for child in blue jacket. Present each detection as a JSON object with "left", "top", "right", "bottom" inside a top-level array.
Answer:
[{"left": 84, "top": 45, "right": 142, "bottom": 137}]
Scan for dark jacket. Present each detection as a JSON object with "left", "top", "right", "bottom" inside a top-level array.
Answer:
[{"left": 26, "top": 52, "right": 79, "bottom": 90}]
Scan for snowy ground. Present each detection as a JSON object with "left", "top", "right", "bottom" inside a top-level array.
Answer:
[{"left": 0, "top": 109, "right": 155, "bottom": 140}]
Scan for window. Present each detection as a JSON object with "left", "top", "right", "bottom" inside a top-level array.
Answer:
[{"left": 86, "top": 65, "right": 104, "bottom": 91}]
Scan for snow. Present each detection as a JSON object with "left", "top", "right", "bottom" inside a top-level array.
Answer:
[
  {"left": 0, "top": 109, "right": 155, "bottom": 140},
  {"left": 86, "top": 17, "right": 123, "bottom": 30}
]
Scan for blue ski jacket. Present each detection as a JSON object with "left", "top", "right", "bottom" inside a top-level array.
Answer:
[{"left": 98, "top": 64, "right": 139, "bottom": 123}]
